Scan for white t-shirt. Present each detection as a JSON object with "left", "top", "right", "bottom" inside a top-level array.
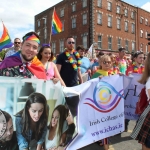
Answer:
[
  {"left": 45, "top": 129, "right": 58, "bottom": 150},
  {"left": 146, "top": 77, "right": 150, "bottom": 100}
]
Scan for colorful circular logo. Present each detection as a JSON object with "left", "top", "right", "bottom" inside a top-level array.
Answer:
[{"left": 85, "top": 81, "right": 123, "bottom": 113}]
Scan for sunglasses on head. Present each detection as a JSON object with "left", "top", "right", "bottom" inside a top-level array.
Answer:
[
  {"left": 103, "top": 61, "right": 111, "bottom": 64},
  {"left": 14, "top": 42, "right": 21, "bottom": 44},
  {"left": 68, "top": 41, "right": 75, "bottom": 44}
]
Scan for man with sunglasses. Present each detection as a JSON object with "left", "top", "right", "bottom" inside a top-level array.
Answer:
[
  {"left": 56, "top": 37, "right": 83, "bottom": 87},
  {"left": 5, "top": 38, "right": 21, "bottom": 58}
]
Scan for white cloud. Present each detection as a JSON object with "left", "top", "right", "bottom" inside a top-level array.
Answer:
[
  {"left": 0, "top": 0, "right": 62, "bottom": 41},
  {"left": 141, "top": 2, "right": 150, "bottom": 12}
]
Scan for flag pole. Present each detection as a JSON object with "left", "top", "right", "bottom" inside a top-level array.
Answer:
[{"left": 49, "top": 7, "right": 55, "bottom": 45}]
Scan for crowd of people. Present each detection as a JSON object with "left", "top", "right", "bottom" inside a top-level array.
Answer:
[{"left": 0, "top": 31, "right": 150, "bottom": 150}]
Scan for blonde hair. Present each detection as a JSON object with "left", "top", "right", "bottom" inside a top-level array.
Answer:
[
  {"left": 139, "top": 53, "right": 150, "bottom": 84},
  {"left": 99, "top": 54, "right": 112, "bottom": 69}
]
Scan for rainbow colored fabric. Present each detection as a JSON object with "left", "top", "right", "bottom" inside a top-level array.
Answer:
[
  {"left": 23, "top": 34, "right": 40, "bottom": 44},
  {"left": 0, "top": 23, "right": 13, "bottom": 51},
  {"left": 52, "top": 10, "right": 62, "bottom": 35},
  {"left": 0, "top": 51, "right": 47, "bottom": 79}
]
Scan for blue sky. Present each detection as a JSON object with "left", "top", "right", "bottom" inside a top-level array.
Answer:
[
  {"left": 0, "top": 0, "right": 149, "bottom": 42},
  {"left": 125, "top": 0, "right": 150, "bottom": 7}
]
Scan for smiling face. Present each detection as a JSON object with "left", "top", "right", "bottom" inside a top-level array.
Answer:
[
  {"left": 0, "top": 119, "right": 13, "bottom": 142},
  {"left": 51, "top": 110, "right": 59, "bottom": 128},
  {"left": 100, "top": 56, "right": 112, "bottom": 71},
  {"left": 28, "top": 103, "right": 44, "bottom": 122},
  {"left": 40, "top": 48, "right": 52, "bottom": 61},
  {"left": 21, "top": 40, "right": 38, "bottom": 62}
]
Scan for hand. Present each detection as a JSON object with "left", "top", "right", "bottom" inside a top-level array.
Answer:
[
  {"left": 118, "top": 72, "right": 123, "bottom": 76},
  {"left": 52, "top": 78, "right": 59, "bottom": 84},
  {"left": 128, "top": 71, "right": 132, "bottom": 75},
  {"left": 48, "top": 147, "right": 57, "bottom": 150},
  {"left": 99, "top": 75, "right": 103, "bottom": 79}
]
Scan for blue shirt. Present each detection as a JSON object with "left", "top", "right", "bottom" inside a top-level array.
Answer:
[
  {"left": 80, "top": 57, "right": 91, "bottom": 74},
  {"left": 15, "top": 116, "right": 47, "bottom": 149}
]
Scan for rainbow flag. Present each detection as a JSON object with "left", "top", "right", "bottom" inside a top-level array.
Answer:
[
  {"left": 52, "top": 10, "right": 62, "bottom": 35},
  {"left": 0, "top": 23, "right": 13, "bottom": 51}
]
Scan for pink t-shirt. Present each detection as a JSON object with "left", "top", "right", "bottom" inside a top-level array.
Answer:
[{"left": 46, "top": 62, "right": 54, "bottom": 80}]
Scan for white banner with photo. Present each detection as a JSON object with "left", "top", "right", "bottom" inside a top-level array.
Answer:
[
  {"left": 124, "top": 73, "right": 144, "bottom": 120},
  {"left": 66, "top": 75, "right": 125, "bottom": 150},
  {"left": 0, "top": 77, "right": 65, "bottom": 124}
]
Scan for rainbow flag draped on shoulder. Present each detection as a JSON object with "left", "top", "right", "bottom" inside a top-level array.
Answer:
[
  {"left": 0, "top": 23, "right": 13, "bottom": 51},
  {"left": 52, "top": 9, "right": 62, "bottom": 35}
]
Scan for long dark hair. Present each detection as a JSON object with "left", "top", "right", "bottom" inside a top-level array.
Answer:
[
  {"left": 49, "top": 105, "right": 69, "bottom": 143},
  {"left": 37, "top": 45, "right": 54, "bottom": 61},
  {"left": 16, "top": 92, "right": 48, "bottom": 140}
]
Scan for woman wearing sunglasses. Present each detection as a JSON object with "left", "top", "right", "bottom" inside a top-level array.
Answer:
[{"left": 37, "top": 44, "right": 66, "bottom": 86}]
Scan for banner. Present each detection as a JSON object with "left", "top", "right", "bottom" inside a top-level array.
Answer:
[
  {"left": 66, "top": 75, "right": 125, "bottom": 150},
  {"left": 124, "top": 73, "right": 144, "bottom": 120}
]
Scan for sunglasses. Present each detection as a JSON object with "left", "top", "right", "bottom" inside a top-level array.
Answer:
[
  {"left": 14, "top": 42, "right": 21, "bottom": 44},
  {"left": 68, "top": 41, "right": 75, "bottom": 44},
  {"left": 103, "top": 61, "right": 111, "bottom": 64}
]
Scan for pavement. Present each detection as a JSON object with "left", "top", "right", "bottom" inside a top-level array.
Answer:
[{"left": 79, "top": 120, "right": 142, "bottom": 150}]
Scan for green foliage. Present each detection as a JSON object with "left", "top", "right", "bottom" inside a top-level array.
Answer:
[{"left": 0, "top": 50, "right": 6, "bottom": 59}]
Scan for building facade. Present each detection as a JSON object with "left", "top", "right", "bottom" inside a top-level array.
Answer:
[{"left": 35, "top": 0, "right": 150, "bottom": 55}]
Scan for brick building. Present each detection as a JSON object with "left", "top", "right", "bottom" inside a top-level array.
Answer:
[{"left": 35, "top": 0, "right": 150, "bottom": 55}]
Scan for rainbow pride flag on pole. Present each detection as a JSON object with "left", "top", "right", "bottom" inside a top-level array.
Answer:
[
  {"left": 0, "top": 23, "right": 13, "bottom": 51},
  {"left": 52, "top": 9, "right": 62, "bottom": 35}
]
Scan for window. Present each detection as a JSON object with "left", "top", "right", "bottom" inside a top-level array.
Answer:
[
  {"left": 72, "top": 4, "right": 76, "bottom": 12},
  {"left": 125, "top": 21, "right": 128, "bottom": 31},
  {"left": 117, "top": 38, "right": 121, "bottom": 49},
  {"left": 44, "top": 18, "right": 47, "bottom": 25},
  {"left": 72, "top": 18, "right": 76, "bottom": 28},
  {"left": 44, "top": 28, "right": 47, "bottom": 39},
  {"left": 146, "top": 45, "right": 148, "bottom": 53},
  {"left": 140, "top": 30, "right": 143, "bottom": 38},
  {"left": 107, "top": 2, "right": 112, "bottom": 11},
  {"left": 60, "top": 40, "right": 64, "bottom": 52},
  {"left": 140, "top": 17, "right": 143, "bottom": 23},
  {"left": 116, "top": 6, "right": 121, "bottom": 14},
  {"left": 124, "top": 9, "right": 128, "bottom": 17},
  {"left": 131, "top": 11, "right": 135, "bottom": 19},
  {"left": 97, "top": 13, "right": 102, "bottom": 25},
  {"left": 108, "top": 16, "right": 112, "bottom": 27},
  {"left": 125, "top": 40, "right": 128, "bottom": 51},
  {"left": 97, "top": 0, "right": 102, "bottom": 7},
  {"left": 62, "top": 21, "right": 64, "bottom": 31},
  {"left": 83, "top": 13, "right": 87, "bottom": 25},
  {"left": 145, "top": 31, "right": 148, "bottom": 38},
  {"left": 82, "top": 0, "right": 87, "bottom": 8},
  {"left": 108, "top": 37, "right": 112, "bottom": 50},
  {"left": 140, "top": 43, "right": 143, "bottom": 51},
  {"left": 52, "top": 42, "right": 56, "bottom": 54},
  {"left": 73, "top": 38, "right": 76, "bottom": 50},
  {"left": 82, "top": 36, "right": 87, "bottom": 49},
  {"left": 145, "top": 19, "right": 148, "bottom": 26},
  {"left": 98, "top": 35, "right": 102, "bottom": 49},
  {"left": 60, "top": 9, "right": 64, "bottom": 17},
  {"left": 37, "top": 20, "right": 40, "bottom": 27},
  {"left": 117, "top": 19, "right": 121, "bottom": 29},
  {"left": 131, "top": 23, "right": 135, "bottom": 33},
  {"left": 132, "top": 42, "right": 135, "bottom": 51}
]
